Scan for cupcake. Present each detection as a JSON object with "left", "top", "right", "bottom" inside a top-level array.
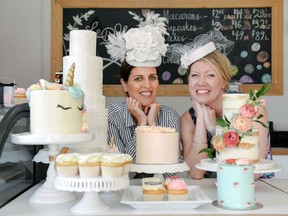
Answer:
[
  {"left": 101, "top": 153, "right": 125, "bottom": 178},
  {"left": 55, "top": 153, "right": 79, "bottom": 177},
  {"left": 164, "top": 176, "right": 183, "bottom": 189},
  {"left": 142, "top": 177, "right": 165, "bottom": 201},
  {"left": 117, "top": 153, "right": 132, "bottom": 175},
  {"left": 78, "top": 153, "right": 102, "bottom": 178},
  {"left": 166, "top": 178, "right": 189, "bottom": 201}
]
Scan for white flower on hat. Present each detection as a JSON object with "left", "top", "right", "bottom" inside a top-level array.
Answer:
[
  {"left": 105, "top": 10, "right": 169, "bottom": 67},
  {"left": 124, "top": 25, "right": 167, "bottom": 66}
]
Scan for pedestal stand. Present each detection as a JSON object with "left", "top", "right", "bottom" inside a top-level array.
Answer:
[
  {"left": 11, "top": 132, "right": 94, "bottom": 204},
  {"left": 55, "top": 175, "right": 129, "bottom": 214},
  {"left": 129, "top": 162, "right": 190, "bottom": 180}
]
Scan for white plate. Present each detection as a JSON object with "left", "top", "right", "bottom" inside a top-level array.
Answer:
[
  {"left": 121, "top": 186, "right": 212, "bottom": 210},
  {"left": 196, "top": 159, "right": 282, "bottom": 174}
]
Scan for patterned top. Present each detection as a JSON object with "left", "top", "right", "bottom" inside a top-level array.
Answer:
[
  {"left": 108, "top": 101, "right": 183, "bottom": 179},
  {"left": 188, "top": 107, "right": 274, "bottom": 178}
]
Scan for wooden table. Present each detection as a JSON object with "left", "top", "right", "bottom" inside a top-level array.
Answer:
[{"left": 1, "top": 178, "right": 288, "bottom": 215}]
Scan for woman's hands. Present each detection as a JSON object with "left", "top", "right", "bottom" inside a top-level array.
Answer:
[
  {"left": 192, "top": 99, "right": 216, "bottom": 135},
  {"left": 126, "top": 97, "right": 160, "bottom": 126}
]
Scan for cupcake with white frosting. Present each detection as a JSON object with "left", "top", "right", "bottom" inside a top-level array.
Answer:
[
  {"left": 142, "top": 177, "right": 165, "bottom": 201},
  {"left": 101, "top": 153, "right": 125, "bottom": 178},
  {"left": 78, "top": 153, "right": 102, "bottom": 178},
  {"left": 55, "top": 153, "right": 79, "bottom": 177},
  {"left": 117, "top": 153, "right": 132, "bottom": 175}
]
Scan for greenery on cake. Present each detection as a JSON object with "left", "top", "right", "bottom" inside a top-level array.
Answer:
[{"left": 199, "top": 84, "right": 270, "bottom": 160}]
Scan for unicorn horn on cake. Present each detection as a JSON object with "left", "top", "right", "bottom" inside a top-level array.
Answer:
[{"left": 64, "top": 62, "right": 75, "bottom": 86}]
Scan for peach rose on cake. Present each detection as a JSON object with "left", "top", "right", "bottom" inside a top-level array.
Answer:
[
  {"left": 232, "top": 115, "right": 252, "bottom": 133},
  {"left": 212, "top": 135, "right": 226, "bottom": 151},
  {"left": 240, "top": 104, "right": 257, "bottom": 118}
]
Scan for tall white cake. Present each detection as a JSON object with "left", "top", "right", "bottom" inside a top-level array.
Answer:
[
  {"left": 63, "top": 30, "right": 108, "bottom": 151},
  {"left": 215, "top": 93, "right": 259, "bottom": 162}
]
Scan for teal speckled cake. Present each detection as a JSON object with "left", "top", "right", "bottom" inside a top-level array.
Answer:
[{"left": 216, "top": 159, "right": 255, "bottom": 210}]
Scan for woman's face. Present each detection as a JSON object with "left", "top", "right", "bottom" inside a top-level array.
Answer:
[
  {"left": 188, "top": 59, "right": 227, "bottom": 106},
  {"left": 121, "top": 67, "right": 159, "bottom": 107}
]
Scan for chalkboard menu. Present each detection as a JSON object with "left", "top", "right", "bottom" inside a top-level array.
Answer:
[{"left": 51, "top": 0, "right": 283, "bottom": 96}]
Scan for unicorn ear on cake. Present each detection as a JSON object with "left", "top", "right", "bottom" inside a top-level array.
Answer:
[
  {"left": 105, "top": 10, "right": 169, "bottom": 67},
  {"left": 64, "top": 62, "right": 75, "bottom": 86}
]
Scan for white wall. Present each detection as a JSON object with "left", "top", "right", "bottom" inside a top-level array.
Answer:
[{"left": 0, "top": 0, "right": 287, "bottom": 131}]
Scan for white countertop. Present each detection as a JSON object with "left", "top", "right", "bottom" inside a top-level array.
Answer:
[
  {"left": 261, "top": 178, "right": 288, "bottom": 194},
  {"left": 1, "top": 178, "right": 288, "bottom": 215}
]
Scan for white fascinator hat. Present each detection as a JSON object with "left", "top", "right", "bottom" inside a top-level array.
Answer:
[
  {"left": 166, "top": 30, "right": 234, "bottom": 69},
  {"left": 105, "top": 10, "right": 169, "bottom": 67}
]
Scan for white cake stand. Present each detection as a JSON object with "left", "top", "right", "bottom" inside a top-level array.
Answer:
[
  {"left": 11, "top": 132, "right": 94, "bottom": 204},
  {"left": 130, "top": 162, "right": 190, "bottom": 180},
  {"left": 55, "top": 175, "right": 129, "bottom": 214},
  {"left": 196, "top": 158, "right": 282, "bottom": 174}
]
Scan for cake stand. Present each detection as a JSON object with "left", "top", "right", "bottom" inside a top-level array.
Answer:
[
  {"left": 55, "top": 175, "right": 129, "bottom": 214},
  {"left": 196, "top": 158, "right": 282, "bottom": 174},
  {"left": 130, "top": 162, "right": 190, "bottom": 180},
  {"left": 11, "top": 132, "right": 94, "bottom": 204}
]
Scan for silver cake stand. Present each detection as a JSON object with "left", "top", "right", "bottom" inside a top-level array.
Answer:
[{"left": 11, "top": 132, "right": 94, "bottom": 204}]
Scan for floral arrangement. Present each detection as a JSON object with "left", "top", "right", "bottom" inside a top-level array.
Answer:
[
  {"left": 105, "top": 10, "right": 169, "bottom": 67},
  {"left": 199, "top": 84, "right": 270, "bottom": 160}
]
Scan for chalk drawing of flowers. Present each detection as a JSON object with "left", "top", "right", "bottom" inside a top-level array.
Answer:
[{"left": 63, "top": 10, "right": 95, "bottom": 54}]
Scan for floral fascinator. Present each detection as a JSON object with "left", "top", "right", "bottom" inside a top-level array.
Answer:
[
  {"left": 105, "top": 10, "right": 169, "bottom": 67},
  {"left": 166, "top": 30, "right": 234, "bottom": 69}
]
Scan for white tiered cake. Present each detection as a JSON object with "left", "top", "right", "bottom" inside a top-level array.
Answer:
[
  {"left": 63, "top": 30, "right": 108, "bottom": 151},
  {"left": 216, "top": 93, "right": 259, "bottom": 162}
]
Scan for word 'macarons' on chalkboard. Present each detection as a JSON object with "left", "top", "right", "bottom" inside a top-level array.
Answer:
[{"left": 51, "top": 0, "right": 283, "bottom": 96}]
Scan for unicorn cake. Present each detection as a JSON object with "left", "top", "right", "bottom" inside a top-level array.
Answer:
[{"left": 26, "top": 63, "right": 86, "bottom": 134}]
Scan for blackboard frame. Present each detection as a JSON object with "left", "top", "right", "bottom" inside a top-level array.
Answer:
[{"left": 51, "top": 0, "right": 283, "bottom": 96}]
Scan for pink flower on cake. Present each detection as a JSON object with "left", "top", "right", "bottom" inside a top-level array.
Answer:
[
  {"left": 225, "top": 158, "right": 237, "bottom": 164},
  {"left": 220, "top": 200, "right": 224, "bottom": 206},
  {"left": 235, "top": 158, "right": 252, "bottom": 166},
  {"left": 223, "top": 131, "right": 239, "bottom": 147},
  {"left": 233, "top": 182, "right": 239, "bottom": 188},
  {"left": 232, "top": 115, "right": 252, "bottom": 133},
  {"left": 240, "top": 104, "right": 257, "bottom": 118},
  {"left": 212, "top": 135, "right": 225, "bottom": 151}
]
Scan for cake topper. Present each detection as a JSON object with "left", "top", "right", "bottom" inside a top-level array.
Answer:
[
  {"left": 105, "top": 10, "right": 169, "bottom": 67},
  {"left": 166, "top": 30, "right": 235, "bottom": 69},
  {"left": 64, "top": 62, "right": 75, "bottom": 86}
]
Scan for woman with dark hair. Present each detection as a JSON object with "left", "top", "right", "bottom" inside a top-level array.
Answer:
[{"left": 105, "top": 11, "right": 183, "bottom": 179}]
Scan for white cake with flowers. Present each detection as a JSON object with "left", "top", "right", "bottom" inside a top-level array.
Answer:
[
  {"left": 215, "top": 93, "right": 259, "bottom": 163},
  {"left": 200, "top": 84, "right": 275, "bottom": 171},
  {"left": 135, "top": 126, "right": 179, "bottom": 164},
  {"left": 26, "top": 64, "right": 86, "bottom": 134}
]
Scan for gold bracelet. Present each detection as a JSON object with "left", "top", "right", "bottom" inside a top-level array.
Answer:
[{"left": 192, "top": 140, "right": 207, "bottom": 145}]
